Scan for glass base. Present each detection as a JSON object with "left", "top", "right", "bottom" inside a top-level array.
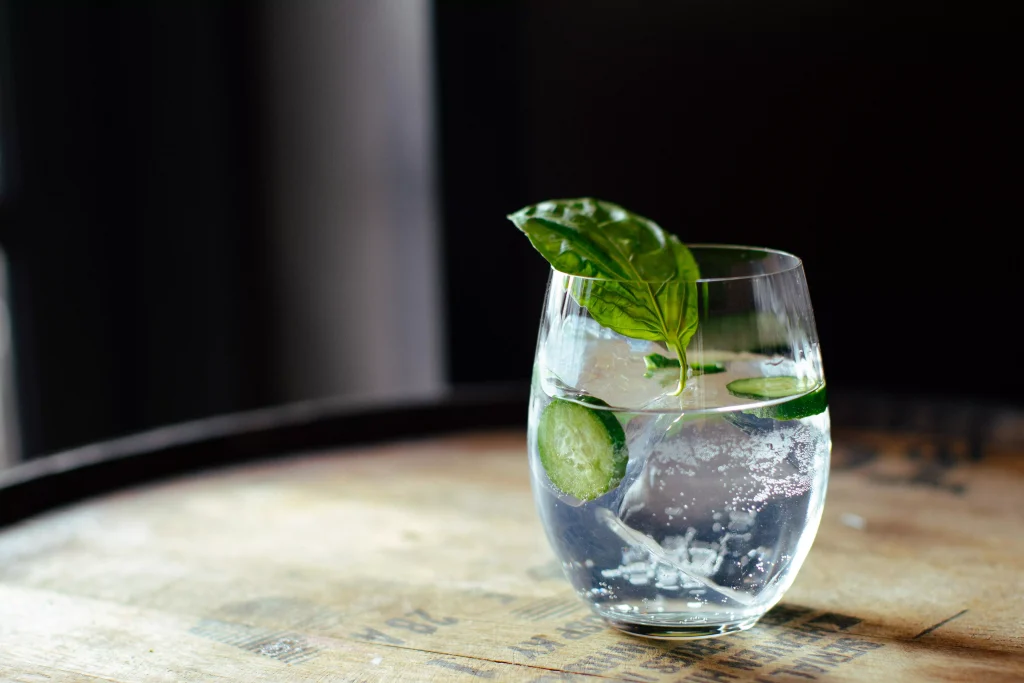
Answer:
[{"left": 601, "top": 614, "right": 762, "bottom": 640}]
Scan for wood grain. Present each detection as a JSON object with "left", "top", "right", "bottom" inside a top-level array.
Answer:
[{"left": 1, "top": 427, "right": 1022, "bottom": 682}]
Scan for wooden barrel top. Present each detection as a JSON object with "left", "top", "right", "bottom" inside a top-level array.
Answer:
[{"left": 1, "top": 397, "right": 1023, "bottom": 681}]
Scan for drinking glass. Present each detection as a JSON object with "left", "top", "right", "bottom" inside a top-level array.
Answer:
[{"left": 527, "top": 245, "right": 829, "bottom": 639}]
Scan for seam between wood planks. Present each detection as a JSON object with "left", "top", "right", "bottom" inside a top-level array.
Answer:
[
  {"left": 0, "top": 660, "right": 175, "bottom": 683},
  {"left": 913, "top": 610, "right": 970, "bottom": 640},
  {"left": 316, "top": 636, "right": 642, "bottom": 681}
]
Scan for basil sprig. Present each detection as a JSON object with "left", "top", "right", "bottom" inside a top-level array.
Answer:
[{"left": 508, "top": 198, "right": 700, "bottom": 395}]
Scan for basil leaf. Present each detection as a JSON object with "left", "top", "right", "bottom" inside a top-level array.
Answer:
[{"left": 508, "top": 198, "right": 700, "bottom": 394}]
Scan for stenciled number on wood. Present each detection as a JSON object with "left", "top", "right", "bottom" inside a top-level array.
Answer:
[
  {"left": 352, "top": 608, "right": 459, "bottom": 645},
  {"left": 555, "top": 615, "right": 606, "bottom": 641}
]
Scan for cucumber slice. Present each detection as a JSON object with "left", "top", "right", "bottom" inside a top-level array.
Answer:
[
  {"left": 576, "top": 394, "right": 632, "bottom": 429},
  {"left": 753, "top": 384, "right": 827, "bottom": 420},
  {"left": 537, "top": 397, "right": 628, "bottom": 501},
  {"left": 643, "top": 353, "right": 679, "bottom": 371},
  {"left": 575, "top": 394, "right": 613, "bottom": 408},
  {"left": 692, "top": 361, "right": 726, "bottom": 375},
  {"left": 726, "top": 376, "right": 816, "bottom": 400},
  {"left": 643, "top": 353, "right": 725, "bottom": 377},
  {"left": 726, "top": 376, "right": 827, "bottom": 421}
]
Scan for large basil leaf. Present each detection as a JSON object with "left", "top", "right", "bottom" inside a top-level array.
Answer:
[{"left": 508, "top": 198, "right": 700, "bottom": 394}]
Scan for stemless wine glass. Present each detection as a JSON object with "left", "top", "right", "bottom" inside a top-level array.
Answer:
[{"left": 527, "top": 245, "right": 829, "bottom": 639}]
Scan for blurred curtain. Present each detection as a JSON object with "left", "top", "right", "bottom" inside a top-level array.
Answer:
[
  {"left": 1, "top": 0, "right": 23, "bottom": 463},
  {"left": 0, "top": 1, "right": 445, "bottom": 458},
  {"left": 262, "top": 0, "right": 444, "bottom": 403}
]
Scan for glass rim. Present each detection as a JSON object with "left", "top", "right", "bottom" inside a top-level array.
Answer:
[{"left": 550, "top": 243, "right": 804, "bottom": 284}]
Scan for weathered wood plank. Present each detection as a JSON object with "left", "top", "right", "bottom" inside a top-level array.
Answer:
[{"left": 1, "top": 429, "right": 1021, "bottom": 681}]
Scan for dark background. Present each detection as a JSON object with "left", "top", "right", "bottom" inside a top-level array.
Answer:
[
  {"left": 0, "top": 1, "right": 1021, "bottom": 458},
  {"left": 0, "top": 4, "right": 274, "bottom": 458},
  {"left": 440, "top": 1, "right": 1021, "bottom": 395}
]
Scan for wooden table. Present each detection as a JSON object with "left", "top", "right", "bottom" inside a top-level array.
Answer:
[{"left": 1, "top": 390, "right": 1022, "bottom": 681}]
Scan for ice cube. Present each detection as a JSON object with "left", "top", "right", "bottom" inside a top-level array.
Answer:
[
  {"left": 595, "top": 508, "right": 756, "bottom": 606},
  {"left": 723, "top": 411, "right": 777, "bottom": 437},
  {"left": 537, "top": 315, "right": 603, "bottom": 393},
  {"left": 572, "top": 336, "right": 667, "bottom": 409},
  {"left": 612, "top": 412, "right": 683, "bottom": 519}
]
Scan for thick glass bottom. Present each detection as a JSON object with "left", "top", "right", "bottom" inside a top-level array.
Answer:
[{"left": 600, "top": 612, "right": 763, "bottom": 640}]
